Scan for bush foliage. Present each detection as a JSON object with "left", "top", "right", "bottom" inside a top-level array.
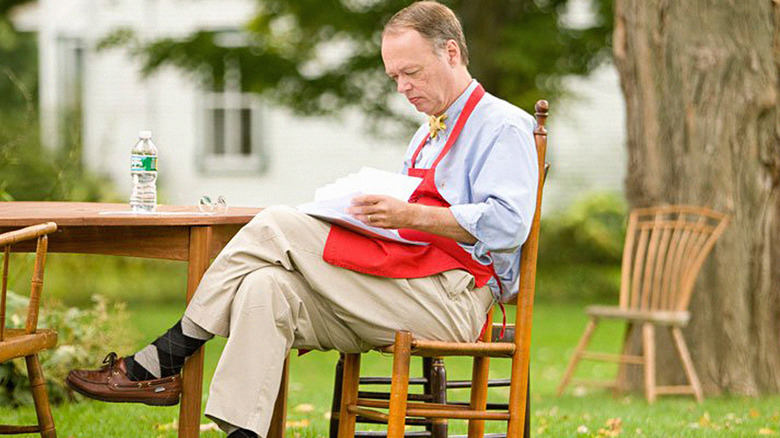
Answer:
[
  {"left": 536, "top": 192, "right": 627, "bottom": 303},
  {"left": 0, "top": 293, "right": 137, "bottom": 405}
]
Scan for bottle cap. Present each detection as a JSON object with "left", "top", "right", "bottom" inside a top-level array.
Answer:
[{"left": 139, "top": 130, "right": 152, "bottom": 139}]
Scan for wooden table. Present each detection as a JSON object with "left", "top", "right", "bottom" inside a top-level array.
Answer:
[{"left": 0, "top": 202, "right": 288, "bottom": 438}]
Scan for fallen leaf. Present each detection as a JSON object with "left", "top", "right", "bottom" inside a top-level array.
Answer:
[
  {"left": 294, "top": 403, "right": 315, "bottom": 413},
  {"left": 154, "top": 419, "right": 178, "bottom": 431},
  {"left": 758, "top": 428, "right": 776, "bottom": 435},
  {"left": 286, "top": 419, "right": 311, "bottom": 429},
  {"left": 577, "top": 425, "right": 589, "bottom": 434},
  {"left": 200, "top": 423, "right": 220, "bottom": 432}
]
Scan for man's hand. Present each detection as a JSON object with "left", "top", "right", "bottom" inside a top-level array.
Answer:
[
  {"left": 348, "top": 194, "right": 477, "bottom": 244},
  {"left": 348, "top": 194, "right": 417, "bottom": 229}
]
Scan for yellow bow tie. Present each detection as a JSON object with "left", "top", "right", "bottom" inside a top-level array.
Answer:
[{"left": 428, "top": 114, "right": 448, "bottom": 140}]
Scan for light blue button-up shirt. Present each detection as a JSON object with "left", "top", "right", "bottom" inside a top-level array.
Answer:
[{"left": 401, "top": 80, "right": 538, "bottom": 303}]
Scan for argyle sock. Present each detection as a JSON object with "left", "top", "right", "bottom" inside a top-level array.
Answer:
[
  {"left": 124, "top": 315, "right": 213, "bottom": 381},
  {"left": 227, "top": 429, "right": 258, "bottom": 438}
]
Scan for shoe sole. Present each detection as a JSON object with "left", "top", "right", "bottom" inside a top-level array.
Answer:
[{"left": 66, "top": 376, "right": 180, "bottom": 407}]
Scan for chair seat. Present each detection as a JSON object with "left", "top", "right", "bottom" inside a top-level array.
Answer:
[
  {"left": 0, "top": 329, "right": 58, "bottom": 362},
  {"left": 585, "top": 305, "right": 690, "bottom": 325}
]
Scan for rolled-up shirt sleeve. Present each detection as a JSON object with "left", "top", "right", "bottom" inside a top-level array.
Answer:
[{"left": 449, "top": 123, "right": 538, "bottom": 264}]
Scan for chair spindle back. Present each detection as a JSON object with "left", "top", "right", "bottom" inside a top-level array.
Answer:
[
  {"left": 618, "top": 206, "right": 729, "bottom": 312},
  {"left": 0, "top": 222, "right": 58, "bottom": 340}
]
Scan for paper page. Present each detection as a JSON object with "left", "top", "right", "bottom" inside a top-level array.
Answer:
[{"left": 298, "top": 167, "right": 425, "bottom": 245}]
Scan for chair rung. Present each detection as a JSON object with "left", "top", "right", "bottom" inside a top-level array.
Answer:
[
  {"left": 569, "top": 379, "right": 617, "bottom": 388},
  {"left": 356, "top": 416, "right": 430, "bottom": 426},
  {"left": 447, "top": 378, "right": 511, "bottom": 389},
  {"left": 448, "top": 401, "right": 510, "bottom": 411},
  {"left": 352, "top": 400, "right": 509, "bottom": 420},
  {"left": 379, "top": 341, "right": 515, "bottom": 357},
  {"left": 361, "top": 377, "right": 428, "bottom": 385},
  {"left": 0, "top": 425, "right": 41, "bottom": 433},
  {"left": 452, "top": 434, "right": 507, "bottom": 438},
  {"left": 405, "top": 407, "right": 510, "bottom": 420},
  {"left": 356, "top": 432, "right": 431, "bottom": 438},
  {"left": 655, "top": 385, "right": 695, "bottom": 395},
  {"left": 358, "top": 391, "right": 432, "bottom": 402},
  {"left": 349, "top": 406, "right": 389, "bottom": 422},
  {"left": 357, "top": 399, "right": 470, "bottom": 412},
  {"left": 580, "top": 352, "right": 644, "bottom": 364}
]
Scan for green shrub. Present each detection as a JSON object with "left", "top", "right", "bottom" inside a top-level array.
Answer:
[
  {"left": 536, "top": 192, "right": 627, "bottom": 303},
  {"left": 0, "top": 293, "right": 138, "bottom": 405}
]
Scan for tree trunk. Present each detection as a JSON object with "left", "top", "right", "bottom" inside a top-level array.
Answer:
[{"left": 613, "top": 0, "right": 780, "bottom": 395}]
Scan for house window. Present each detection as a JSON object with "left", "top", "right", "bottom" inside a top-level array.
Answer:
[
  {"left": 55, "top": 36, "right": 84, "bottom": 151},
  {"left": 200, "top": 57, "right": 267, "bottom": 174}
]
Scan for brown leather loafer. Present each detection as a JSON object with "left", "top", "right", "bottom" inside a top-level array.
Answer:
[{"left": 66, "top": 352, "right": 181, "bottom": 406}]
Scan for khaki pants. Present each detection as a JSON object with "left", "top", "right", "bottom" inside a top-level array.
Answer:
[{"left": 185, "top": 206, "right": 494, "bottom": 437}]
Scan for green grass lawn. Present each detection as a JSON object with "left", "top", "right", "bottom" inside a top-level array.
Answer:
[{"left": 1, "top": 301, "right": 778, "bottom": 437}]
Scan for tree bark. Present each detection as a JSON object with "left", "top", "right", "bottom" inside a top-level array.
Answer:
[{"left": 613, "top": 0, "right": 780, "bottom": 395}]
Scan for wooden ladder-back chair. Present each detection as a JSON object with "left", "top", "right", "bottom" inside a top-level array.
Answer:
[
  {"left": 0, "top": 222, "right": 59, "bottom": 438},
  {"left": 336, "top": 100, "right": 549, "bottom": 438},
  {"left": 557, "top": 206, "right": 729, "bottom": 403}
]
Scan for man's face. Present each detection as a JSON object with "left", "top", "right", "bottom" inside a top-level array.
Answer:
[{"left": 381, "top": 28, "right": 458, "bottom": 116}]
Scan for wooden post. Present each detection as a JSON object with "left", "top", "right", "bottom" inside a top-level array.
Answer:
[
  {"left": 468, "top": 309, "right": 493, "bottom": 438},
  {"left": 670, "top": 326, "right": 703, "bottom": 402},
  {"left": 387, "top": 331, "right": 412, "bottom": 438},
  {"left": 179, "top": 226, "right": 212, "bottom": 438},
  {"left": 268, "top": 355, "right": 290, "bottom": 438},
  {"left": 557, "top": 317, "right": 598, "bottom": 396},
  {"left": 338, "top": 353, "right": 361, "bottom": 438},
  {"left": 642, "top": 323, "right": 656, "bottom": 403},
  {"left": 26, "top": 354, "right": 56, "bottom": 438}
]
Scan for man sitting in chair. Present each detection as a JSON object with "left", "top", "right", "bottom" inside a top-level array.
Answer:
[{"left": 67, "top": 2, "right": 538, "bottom": 437}]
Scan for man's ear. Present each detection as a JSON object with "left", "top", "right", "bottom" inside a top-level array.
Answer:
[{"left": 445, "top": 39, "right": 460, "bottom": 66}]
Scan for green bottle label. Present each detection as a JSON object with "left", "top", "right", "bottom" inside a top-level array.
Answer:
[{"left": 131, "top": 154, "right": 157, "bottom": 172}]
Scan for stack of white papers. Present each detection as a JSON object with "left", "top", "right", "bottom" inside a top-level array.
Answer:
[{"left": 297, "top": 167, "right": 425, "bottom": 244}]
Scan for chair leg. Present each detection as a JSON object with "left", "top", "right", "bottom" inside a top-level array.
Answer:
[
  {"left": 268, "top": 355, "right": 290, "bottom": 438},
  {"left": 614, "top": 323, "right": 636, "bottom": 396},
  {"left": 330, "top": 354, "right": 346, "bottom": 438},
  {"left": 557, "top": 316, "right": 599, "bottom": 396},
  {"left": 338, "top": 353, "right": 361, "bottom": 438},
  {"left": 387, "top": 331, "right": 412, "bottom": 438},
  {"left": 670, "top": 326, "right": 704, "bottom": 403},
  {"left": 25, "top": 354, "right": 56, "bottom": 438},
  {"left": 426, "top": 358, "right": 448, "bottom": 438},
  {"left": 641, "top": 323, "right": 656, "bottom": 403},
  {"left": 467, "top": 354, "right": 490, "bottom": 438}
]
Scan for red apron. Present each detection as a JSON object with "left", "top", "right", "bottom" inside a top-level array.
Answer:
[{"left": 322, "top": 84, "right": 496, "bottom": 288}]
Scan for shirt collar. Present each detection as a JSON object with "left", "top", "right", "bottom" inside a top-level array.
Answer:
[{"left": 434, "top": 79, "right": 479, "bottom": 141}]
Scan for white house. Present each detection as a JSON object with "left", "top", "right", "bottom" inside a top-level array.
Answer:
[{"left": 22, "top": 0, "right": 626, "bottom": 211}]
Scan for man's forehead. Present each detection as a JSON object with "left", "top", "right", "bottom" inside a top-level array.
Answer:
[{"left": 381, "top": 29, "right": 433, "bottom": 71}]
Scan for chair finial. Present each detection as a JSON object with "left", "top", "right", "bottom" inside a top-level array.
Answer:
[{"left": 535, "top": 100, "right": 549, "bottom": 126}]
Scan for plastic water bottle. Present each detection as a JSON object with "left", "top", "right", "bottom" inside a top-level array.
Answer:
[{"left": 130, "top": 130, "right": 158, "bottom": 212}]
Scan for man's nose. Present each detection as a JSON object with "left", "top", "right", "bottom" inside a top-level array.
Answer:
[{"left": 397, "top": 78, "right": 411, "bottom": 94}]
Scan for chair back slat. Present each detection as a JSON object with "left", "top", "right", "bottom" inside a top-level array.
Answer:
[
  {"left": 618, "top": 212, "right": 638, "bottom": 308},
  {"left": 659, "top": 214, "right": 687, "bottom": 309},
  {"left": 25, "top": 236, "right": 49, "bottom": 334},
  {"left": 618, "top": 206, "right": 728, "bottom": 312},
  {"left": 650, "top": 224, "right": 674, "bottom": 310},
  {"left": 628, "top": 227, "right": 649, "bottom": 309},
  {"left": 639, "top": 214, "right": 664, "bottom": 310},
  {"left": 1, "top": 246, "right": 9, "bottom": 341}
]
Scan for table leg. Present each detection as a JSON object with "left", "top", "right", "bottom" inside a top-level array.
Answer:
[
  {"left": 179, "top": 226, "right": 212, "bottom": 438},
  {"left": 267, "top": 355, "right": 290, "bottom": 438}
]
